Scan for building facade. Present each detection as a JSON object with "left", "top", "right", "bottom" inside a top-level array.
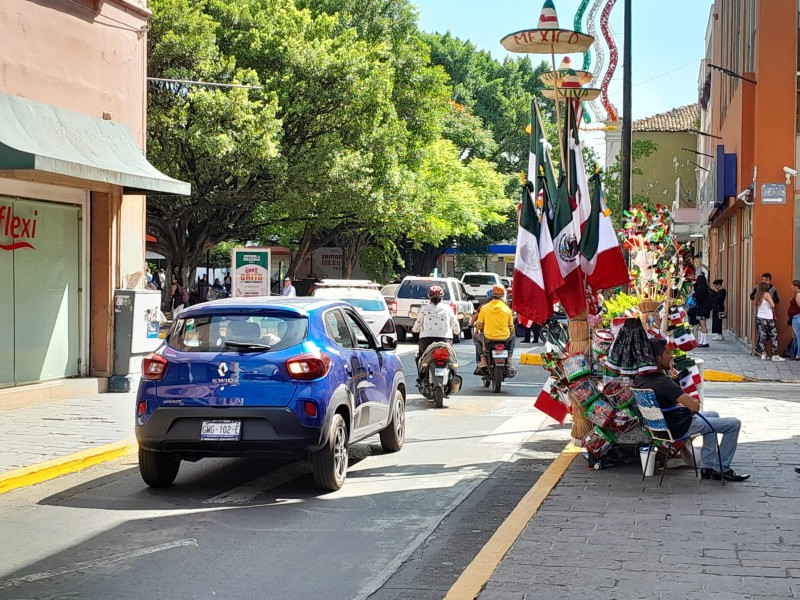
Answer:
[
  {"left": 694, "top": 0, "right": 798, "bottom": 348},
  {"left": 0, "top": 0, "right": 188, "bottom": 393}
]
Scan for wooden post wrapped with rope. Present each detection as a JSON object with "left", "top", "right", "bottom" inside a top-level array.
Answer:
[{"left": 567, "top": 308, "right": 593, "bottom": 440}]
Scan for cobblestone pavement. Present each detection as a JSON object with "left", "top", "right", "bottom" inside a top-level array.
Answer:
[
  {"left": 692, "top": 335, "right": 800, "bottom": 382},
  {"left": 479, "top": 384, "right": 800, "bottom": 600},
  {"left": 0, "top": 388, "right": 135, "bottom": 474}
]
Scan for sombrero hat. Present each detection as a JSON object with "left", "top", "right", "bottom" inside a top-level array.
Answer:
[
  {"left": 501, "top": 0, "right": 594, "bottom": 55},
  {"left": 540, "top": 56, "right": 593, "bottom": 86},
  {"left": 541, "top": 69, "right": 601, "bottom": 101}
]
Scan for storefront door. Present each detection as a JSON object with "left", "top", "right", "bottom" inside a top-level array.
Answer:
[{"left": 0, "top": 197, "right": 81, "bottom": 386}]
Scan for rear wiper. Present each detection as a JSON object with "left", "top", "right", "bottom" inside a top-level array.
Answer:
[{"left": 224, "top": 341, "right": 272, "bottom": 352}]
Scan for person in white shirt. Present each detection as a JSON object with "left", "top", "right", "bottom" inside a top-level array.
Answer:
[
  {"left": 412, "top": 285, "right": 459, "bottom": 359},
  {"left": 753, "top": 281, "right": 784, "bottom": 361},
  {"left": 281, "top": 277, "right": 297, "bottom": 297}
]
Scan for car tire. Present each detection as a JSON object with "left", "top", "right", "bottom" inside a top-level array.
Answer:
[
  {"left": 312, "top": 413, "right": 349, "bottom": 491},
  {"left": 379, "top": 390, "right": 405, "bottom": 452},
  {"left": 138, "top": 448, "right": 181, "bottom": 488},
  {"left": 397, "top": 327, "right": 407, "bottom": 343}
]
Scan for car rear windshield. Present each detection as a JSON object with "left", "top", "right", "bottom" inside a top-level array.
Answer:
[
  {"left": 462, "top": 275, "right": 497, "bottom": 286},
  {"left": 346, "top": 299, "right": 386, "bottom": 312},
  {"left": 168, "top": 313, "right": 308, "bottom": 352},
  {"left": 397, "top": 280, "right": 451, "bottom": 300}
]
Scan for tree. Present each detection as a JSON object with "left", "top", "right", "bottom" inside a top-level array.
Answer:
[
  {"left": 146, "top": 0, "right": 282, "bottom": 288},
  {"left": 604, "top": 138, "right": 658, "bottom": 229}
]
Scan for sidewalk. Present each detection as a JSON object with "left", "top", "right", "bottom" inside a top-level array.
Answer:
[
  {"left": 519, "top": 334, "right": 800, "bottom": 382},
  {"left": 479, "top": 387, "right": 800, "bottom": 600},
  {"left": 0, "top": 385, "right": 135, "bottom": 477}
]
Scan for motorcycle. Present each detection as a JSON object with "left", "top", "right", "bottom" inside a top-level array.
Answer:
[
  {"left": 417, "top": 341, "right": 462, "bottom": 408},
  {"left": 481, "top": 339, "right": 515, "bottom": 393}
]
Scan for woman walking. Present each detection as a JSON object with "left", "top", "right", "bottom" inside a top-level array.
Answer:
[
  {"left": 711, "top": 279, "right": 727, "bottom": 341},
  {"left": 753, "top": 282, "right": 785, "bottom": 361},
  {"left": 693, "top": 274, "right": 713, "bottom": 347},
  {"left": 789, "top": 280, "right": 800, "bottom": 360}
]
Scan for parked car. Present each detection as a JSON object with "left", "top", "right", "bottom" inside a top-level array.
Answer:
[
  {"left": 461, "top": 272, "right": 505, "bottom": 305},
  {"left": 392, "top": 276, "right": 475, "bottom": 343},
  {"left": 312, "top": 286, "right": 396, "bottom": 341},
  {"left": 136, "top": 297, "right": 406, "bottom": 492},
  {"left": 314, "top": 279, "right": 381, "bottom": 291},
  {"left": 500, "top": 277, "right": 513, "bottom": 306},
  {"left": 381, "top": 283, "right": 400, "bottom": 304}
]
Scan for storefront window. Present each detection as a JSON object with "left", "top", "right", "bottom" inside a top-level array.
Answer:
[{"left": 0, "top": 197, "right": 81, "bottom": 385}]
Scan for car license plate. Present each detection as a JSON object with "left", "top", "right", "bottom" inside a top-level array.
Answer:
[
  {"left": 492, "top": 350, "right": 509, "bottom": 358},
  {"left": 434, "top": 368, "right": 448, "bottom": 377},
  {"left": 200, "top": 420, "right": 242, "bottom": 441}
]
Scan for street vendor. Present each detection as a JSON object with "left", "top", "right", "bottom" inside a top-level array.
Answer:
[{"left": 633, "top": 338, "right": 750, "bottom": 482}]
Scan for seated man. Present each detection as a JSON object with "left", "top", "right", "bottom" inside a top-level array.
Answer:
[
  {"left": 476, "top": 284, "right": 515, "bottom": 370},
  {"left": 634, "top": 338, "right": 750, "bottom": 482}
]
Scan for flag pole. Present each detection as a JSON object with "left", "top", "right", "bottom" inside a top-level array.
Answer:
[{"left": 550, "top": 44, "right": 566, "bottom": 170}]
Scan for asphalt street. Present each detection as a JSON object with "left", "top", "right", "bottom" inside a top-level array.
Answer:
[{"left": 0, "top": 341, "right": 567, "bottom": 600}]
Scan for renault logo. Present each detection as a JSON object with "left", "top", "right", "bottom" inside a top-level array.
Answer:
[{"left": 218, "top": 363, "right": 229, "bottom": 377}]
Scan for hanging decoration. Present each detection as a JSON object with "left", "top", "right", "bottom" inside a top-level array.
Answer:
[
  {"left": 586, "top": 0, "right": 607, "bottom": 122},
  {"left": 573, "top": 0, "right": 592, "bottom": 123},
  {"left": 599, "top": 0, "right": 619, "bottom": 121}
]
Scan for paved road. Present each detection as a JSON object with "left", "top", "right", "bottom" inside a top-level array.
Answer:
[{"left": 0, "top": 342, "right": 566, "bottom": 600}]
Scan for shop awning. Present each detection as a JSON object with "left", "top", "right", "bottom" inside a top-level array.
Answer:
[{"left": 0, "top": 93, "right": 190, "bottom": 196}]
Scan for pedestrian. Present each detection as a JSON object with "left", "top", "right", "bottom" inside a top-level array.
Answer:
[
  {"left": 223, "top": 272, "right": 232, "bottom": 296},
  {"left": 197, "top": 273, "right": 209, "bottom": 302},
  {"left": 693, "top": 274, "right": 712, "bottom": 347},
  {"left": 711, "top": 279, "right": 727, "bottom": 341},
  {"left": 634, "top": 338, "right": 750, "bottom": 482},
  {"left": 788, "top": 279, "right": 800, "bottom": 361},
  {"left": 281, "top": 276, "right": 296, "bottom": 297},
  {"left": 753, "top": 282, "right": 785, "bottom": 361},
  {"left": 170, "top": 274, "right": 188, "bottom": 317},
  {"left": 750, "top": 272, "right": 779, "bottom": 305}
]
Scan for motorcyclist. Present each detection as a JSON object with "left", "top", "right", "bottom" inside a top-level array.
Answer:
[
  {"left": 476, "top": 284, "right": 515, "bottom": 370},
  {"left": 470, "top": 289, "right": 494, "bottom": 374},
  {"left": 412, "top": 285, "right": 460, "bottom": 362}
]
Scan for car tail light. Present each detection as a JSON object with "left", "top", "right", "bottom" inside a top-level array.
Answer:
[
  {"left": 432, "top": 347, "right": 449, "bottom": 366},
  {"left": 388, "top": 300, "right": 397, "bottom": 315},
  {"left": 494, "top": 343, "right": 507, "bottom": 351},
  {"left": 286, "top": 353, "right": 331, "bottom": 380},
  {"left": 304, "top": 401, "right": 318, "bottom": 418},
  {"left": 142, "top": 353, "right": 168, "bottom": 380},
  {"left": 137, "top": 401, "right": 147, "bottom": 417},
  {"left": 380, "top": 318, "right": 396, "bottom": 334},
  {"left": 450, "top": 303, "right": 457, "bottom": 314}
]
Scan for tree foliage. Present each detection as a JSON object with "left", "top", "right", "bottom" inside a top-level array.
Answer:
[{"left": 604, "top": 138, "right": 659, "bottom": 229}]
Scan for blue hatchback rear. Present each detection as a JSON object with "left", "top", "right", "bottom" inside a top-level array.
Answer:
[{"left": 136, "top": 297, "right": 406, "bottom": 491}]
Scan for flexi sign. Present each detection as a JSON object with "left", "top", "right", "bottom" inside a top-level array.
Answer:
[{"left": 0, "top": 204, "right": 38, "bottom": 251}]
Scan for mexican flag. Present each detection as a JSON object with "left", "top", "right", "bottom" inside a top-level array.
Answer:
[
  {"left": 534, "top": 377, "right": 570, "bottom": 424},
  {"left": 579, "top": 172, "right": 630, "bottom": 291},
  {"left": 564, "top": 100, "right": 591, "bottom": 238},
  {"left": 551, "top": 173, "right": 587, "bottom": 317},
  {"left": 512, "top": 181, "right": 550, "bottom": 324},
  {"left": 512, "top": 99, "right": 561, "bottom": 324}
]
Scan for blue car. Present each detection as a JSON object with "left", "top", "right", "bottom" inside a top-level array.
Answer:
[{"left": 136, "top": 297, "right": 406, "bottom": 491}]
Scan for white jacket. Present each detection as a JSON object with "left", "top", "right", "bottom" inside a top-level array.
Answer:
[{"left": 412, "top": 302, "right": 460, "bottom": 339}]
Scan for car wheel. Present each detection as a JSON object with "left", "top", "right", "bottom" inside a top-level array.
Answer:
[
  {"left": 379, "top": 390, "right": 405, "bottom": 452},
  {"left": 312, "top": 413, "right": 349, "bottom": 491},
  {"left": 397, "top": 326, "right": 407, "bottom": 343},
  {"left": 138, "top": 448, "right": 181, "bottom": 488}
]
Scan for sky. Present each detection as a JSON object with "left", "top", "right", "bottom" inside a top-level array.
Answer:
[{"left": 411, "top": 0, "right": 711, "bottom": 162}]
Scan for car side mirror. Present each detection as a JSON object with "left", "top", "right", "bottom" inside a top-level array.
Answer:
[{"left": 379, "top": 335, "right": 397, "bottom": 351}]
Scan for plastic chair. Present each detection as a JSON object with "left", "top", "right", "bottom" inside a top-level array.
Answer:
[{"left": 631, "top": 388, "right": 724, "bottom": 487}]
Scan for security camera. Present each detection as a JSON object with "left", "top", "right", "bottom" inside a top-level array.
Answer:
[{"left": 784, "top": 166, "right": 797, "bottom": 176}]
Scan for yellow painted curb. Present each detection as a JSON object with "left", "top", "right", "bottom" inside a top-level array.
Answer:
[
  {"left": 444, "top": 443, "right": 580, "bottom": 600},
  {"left": 703, "top": 369, "right": 749, "bottom": 382},
  {"left": 0, "top": 439, "right": 137, "bottom": 495},
  {"left": 519, "top": 352, "right": 543, "bottom": 366}
]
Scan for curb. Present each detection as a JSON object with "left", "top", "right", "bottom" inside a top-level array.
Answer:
[
  {"left": 0, "top": 439, "right": 138, "bottom": 495},
  {"left": 444, "top": 442, "right": 580, "bottom": 600}
]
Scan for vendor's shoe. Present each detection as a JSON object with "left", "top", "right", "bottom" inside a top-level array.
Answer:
[
  {"left": 772, "top": 355, "right": 786, "bottom": 362},
  {"left": 760, "top": 353, "right": 768, "bottom": 360},
  {"left": 702, "top": 468, "right": 750, "bottom": 482}
]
